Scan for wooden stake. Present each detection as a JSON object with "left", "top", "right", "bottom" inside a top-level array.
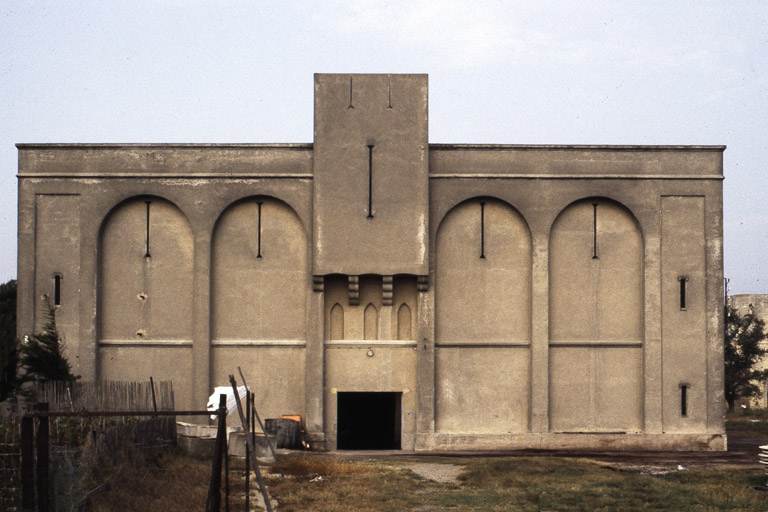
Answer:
[
  {"left": 237, "top": 366, "right": 283, "bottom": 478},
  {"left": 229, "top": 375, "right": 273, "bottom": 512}
]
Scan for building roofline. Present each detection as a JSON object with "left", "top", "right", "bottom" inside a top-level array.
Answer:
[
  {"left": 430, "top": 144, "right": 726, "bottom": 151},
  {"left": 16, "top": 143, "right": 726, "bottom": 152},
  {"left": 15, "top": 143, "right": 314, "bottom": 150}
]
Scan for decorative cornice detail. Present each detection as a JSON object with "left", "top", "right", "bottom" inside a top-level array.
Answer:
[
  {"left": 348, "top": 276, "right": 359, "bottom": 306},
  {"left": 382, "top": 276, "right": 393, "bottom": 306}
]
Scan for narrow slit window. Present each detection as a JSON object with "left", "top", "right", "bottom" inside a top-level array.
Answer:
[
  {"left": 367, "top": 145, "right": 374, "bottom": 218},
  {"left": 53, "top": 274, "right": 62, "bottom": 306},
  {"left": 257, "top": 201, "right": 263, "bottom": 258},
  {"left": 679, "top": 277, "right": 688, "bottom": 310},
  {"left": 144, "top": 200, "right": 152, "bottom": 258},
  {"left": 348, "top": 77, "right": 354, "bottom": 109},
  {"left": 680, "top": 383, "right": 689, "bottom": 417},
  {"left": 592, "top": 203, "right": 598, "bottom": 259},
  {"left": 480, "top": 201, "right": 486, "bottom": 259}
]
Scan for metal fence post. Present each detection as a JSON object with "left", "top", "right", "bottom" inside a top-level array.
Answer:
[
  {"left": 35, "top": 403, "right": 49, "bottom": 512},
  {"left": 244, "top": 390, "right": 250, "bottom": 512},
  {"left": 21, "top": 414, "right": 34, "bottom": 510},
  {"left": 206, "top": 394, "right": 227, "bottom": 512}
]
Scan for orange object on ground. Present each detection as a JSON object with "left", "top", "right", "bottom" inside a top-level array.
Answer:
[{"left": 281, "top": 414, "right": 302, "bottom": 424}]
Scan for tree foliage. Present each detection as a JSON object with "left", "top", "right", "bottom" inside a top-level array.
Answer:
[
  {"left": 724, "top": 303, "right": 768, "bottom": 410},
  {"left": 0, "top": 279, "right": 17, "bottom": 400},
  {"left": 18, "top": 298, "right": 78, "bottom": 383}
]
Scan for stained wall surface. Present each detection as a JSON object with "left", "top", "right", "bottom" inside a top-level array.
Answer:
[
  {"left": 313, "top": 74, "right": 428, "bottom": 276},
  {"left": 33, "top": 194, "right": 81, "bottom": 370},
  {"left": 211, "top": 197, "right": 307, "bottom": 341},
  {"left": 549, "top": 199, "right": 644, "bottom": 433},
  {"left": 16, "top": 73, "right": 726, "bottom": 451},
  {"left": 661, "top": 196, "right": 707, "bottom": 432},
  {"left": 435, "top": 198, "right": 531, "bottom": 433},
  {"left": 99, "top": 197, "right": 194, "bottom": 343}
]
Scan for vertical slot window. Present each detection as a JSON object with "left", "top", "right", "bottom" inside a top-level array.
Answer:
[
  {"left": 53, "top": 274, "right": 62, "bottom": 306},
  {"left": 480, "top": 201, "right": 486, "bottom": 259},
  {"left": 680, "top": 383, "right": 689, "bottom": 417},
  {"left": 256, "top": 201, "right": 263, "bottom": 258},
  {"left": 679, "top": 276, "right": 688, "bottom": 310},
  {"left": 367, "top": 145, "right": 374, "bottom": 218},
  {"left": 592, "top": 203, "right": 598, "bottom": 259},
  {"left": 144, "top": 200, "right": 152, "bottom": 258}
]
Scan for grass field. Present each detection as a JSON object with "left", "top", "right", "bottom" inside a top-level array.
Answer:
[
  {"left": 259, "top": 454, "right": 768, "bottom": 512},
  {"left": 82, "top": 414, "right": 768, "bottom": 511},
  {"left": 725, "top": 408, "right": 768, "bottom": 439},
  {"left": 84, "top": 451, "right": 768, "bottom": 511}
]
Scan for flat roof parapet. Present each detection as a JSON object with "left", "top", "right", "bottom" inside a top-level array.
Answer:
[{"left": 17, "top": 142, "right": 725, "bottom": 179}]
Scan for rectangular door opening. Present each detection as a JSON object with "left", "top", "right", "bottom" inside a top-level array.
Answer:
[{"left": 337, "top": 392, "right": 401, "bottom": 450}]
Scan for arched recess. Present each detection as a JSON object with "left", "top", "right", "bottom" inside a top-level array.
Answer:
[
  {"left": 397, "top": 304, "right": 412, "bottom": 340},
  {"left": 548, "top": 197, "right": 644, "bottom": 433},
  {"left": 436, "top": 197, "right": 532, "bottom": 343},
  {"left": 330, "top": 303, "right": 345, "bottom": 340},
  {"left": 549, "top": 198, "right": 644, "bottom": 342},
  {"left": 434, "top": 197, "right": 532, "bottom": 433},
  {"left": 211, "top": 196, "right": 307, "bottom": 341},
  {"left": 364, "top": 304, "right": 378, "bottom": 340},
  {"left": 99, "top": 196, "right": 194, "bottom": 341}
]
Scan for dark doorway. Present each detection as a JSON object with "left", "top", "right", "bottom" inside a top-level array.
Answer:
[{"left": 337, "top": 392, "right": 401, "bottom": 450}]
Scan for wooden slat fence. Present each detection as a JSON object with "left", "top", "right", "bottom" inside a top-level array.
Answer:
[{"left": 32, "top": 380, "right": 175, "bottom": 412}]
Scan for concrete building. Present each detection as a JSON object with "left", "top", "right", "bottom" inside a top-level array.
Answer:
[
  {"left": 730, "top": 294, "right": 768, "bottom": 409},
  {"left": 16, "top": 73, "right": 726, "bottom": 451}
]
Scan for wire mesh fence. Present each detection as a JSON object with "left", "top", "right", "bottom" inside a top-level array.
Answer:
[
  {"left": 47, "top": 415, "right": 178, "bottom": 511},
  {"left": 0, "top": 413, "right": 21, "bottom": 511},
  {"left": 1, "top": 379, "right": 178, "bottom": 511}
]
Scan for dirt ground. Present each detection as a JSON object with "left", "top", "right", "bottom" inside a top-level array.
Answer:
[{"left": 323, "top": 435, "right": 766, "bottom": 476}]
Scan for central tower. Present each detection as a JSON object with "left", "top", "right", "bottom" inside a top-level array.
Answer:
[{"left": 312, "top": 73, "right": 429, "bottom": 276}]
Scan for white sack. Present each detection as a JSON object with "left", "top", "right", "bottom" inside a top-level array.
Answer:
[{"left": 207, "top": 385, "right": 250, "bottom": 420}]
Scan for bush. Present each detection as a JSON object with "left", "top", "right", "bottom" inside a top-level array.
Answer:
[{"left": 18, "top": 298, "right": 78, "bottom": 383}]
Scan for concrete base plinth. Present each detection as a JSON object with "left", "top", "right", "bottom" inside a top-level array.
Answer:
[
  {"left": 228, "top": 432, "right": 277, "bottom": 458},
  {"left": 178, "top": 435, "right": 217, "bottom": 457},
  {"left": 415, "top": 433, "right": 727, "bottom": 452}
]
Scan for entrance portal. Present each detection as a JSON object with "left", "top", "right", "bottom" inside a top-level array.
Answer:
[{"left": 337, "top": 392, "right": 401, "bottom": 450}]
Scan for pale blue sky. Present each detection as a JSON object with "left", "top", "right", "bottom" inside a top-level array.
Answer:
[{"left": 1, "top": 1, "right": 766, "bottom": 293}]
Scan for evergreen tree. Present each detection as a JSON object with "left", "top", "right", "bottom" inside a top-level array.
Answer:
[
  {"left": 0, "top": 279, "right": 17, "bottom": 400},
  {"left": 19, "top": 298, "right": 78, "bottom": 383},
  {"left": 724, "top": 303, "right": 768, "bottom": 410}
]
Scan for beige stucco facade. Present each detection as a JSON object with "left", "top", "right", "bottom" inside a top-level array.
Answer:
[{"left": 17, "top": 73, "right": 726, "bottom": 450}]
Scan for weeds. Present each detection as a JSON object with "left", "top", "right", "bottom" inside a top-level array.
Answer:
[
  {"left": 269, "top": 453, "right": 373, "bottom": 477},
  {"left": 84, "top": 449, "right": 211, "bottom": 512},
  {"left": 65, "top": 449, "right": 768, "bottom": 511},
  {"left": 60, "top": 415, "right": 768, "bottom": 510},
  {"left": 260, "top": 455, "right": 768, "bottom": 512}
]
